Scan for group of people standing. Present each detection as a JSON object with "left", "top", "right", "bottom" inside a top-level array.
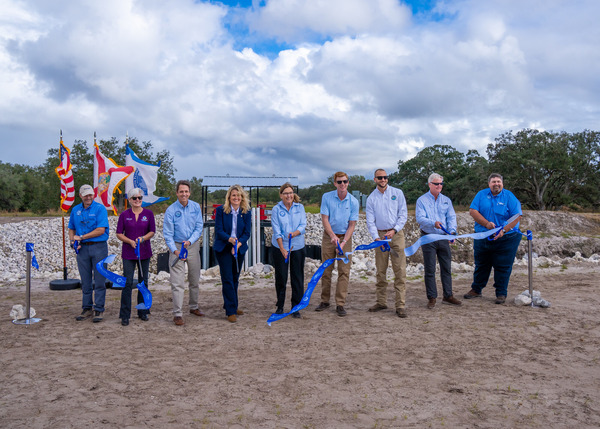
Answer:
[{"left": 67, "top": 170, "right": 522, "bottom": 326}]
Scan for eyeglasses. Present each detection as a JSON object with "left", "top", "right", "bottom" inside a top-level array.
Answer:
[
  {"left": 281, "top": 192, "right": 294, "bottom": 196},
  {"left": 430, "top": 182, "right": 444, "bottom": 186},
  {"left": 376, "top": 176, "right": 388, "bottom": 180},
  {"left": 130, "top": 196, "right": 143, "bottom": 201},
  {"left": 336, "top": 180, "right": 349, "bottom": 184}
]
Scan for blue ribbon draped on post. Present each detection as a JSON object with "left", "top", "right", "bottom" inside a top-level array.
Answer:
[
  {"left": 267, "top": 239, "right": 392, "bottom": 325},
  {"left": 26, "top": 243, "right": 39, "bottom": 270}
]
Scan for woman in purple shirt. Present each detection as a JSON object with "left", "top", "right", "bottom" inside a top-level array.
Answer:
[{"left": 116, "top": 188, "right": 156, "bottom": 326}]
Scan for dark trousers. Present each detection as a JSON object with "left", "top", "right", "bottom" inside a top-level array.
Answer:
[
  {"left": 76, "top": 241, "right": 108, "bottom": 312},
  {"left": 216, "top": 247, "right": 245, "bottom": 316},
  {"left": 422, "top": 239, "right": 453, "bottom": 299},
  {"left": 471, "top": 232, "right": 522, "bottom": 297},
  {"left": 273, "top": 247, "right": 305, "bottom": 311},
  {"left": 120, "top": 258, "right": 150, "bottom": 319}
]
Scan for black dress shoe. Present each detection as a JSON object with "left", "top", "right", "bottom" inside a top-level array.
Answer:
[
  {"left": 139, "top": 314, "right": 149, "bottom": 321},
  {"left": 292, "top": 311, "right": 301, "bottom": 319},
  {"left": 275, "top": 308, "right": 283, "bottom": 314},
  {"left": 121, "top": 318, "right": 129, "bottom": 326},
  {"left": 336, "top": 306, "right": 347, "bottom": 317}
]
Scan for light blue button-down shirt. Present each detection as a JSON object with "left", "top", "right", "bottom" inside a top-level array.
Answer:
[
  {"left": 163, "top": 199, "right": 204, "bottom": 252},
  {"left": 416, "top": 191, "right": 457, "bottom": 234},
  {"left": 366, "top": 185, "right": 407, "bottom": 240},
  {"left": 320, "top": 190, "right": 359, "bottom": 235},
  {"left": 271, "top": 201, "right": 307, "bottom": 250}
]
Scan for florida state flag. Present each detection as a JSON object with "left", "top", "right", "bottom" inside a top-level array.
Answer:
[{"left": 93, "top": 144, "right": 134, "bottom": 214}]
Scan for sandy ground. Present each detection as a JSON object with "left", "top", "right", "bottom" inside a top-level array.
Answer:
[{"left": 1, "top": 264, "right": 599, "bottom": 429}]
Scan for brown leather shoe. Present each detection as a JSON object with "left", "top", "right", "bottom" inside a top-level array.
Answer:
[
  {"left": 463, "top": 290, "right": 482, "bottom": 299},
  {"left": 368, "top": 303, "right": 388, "bottom": 312},
  {"left": 443, "top": 295, "right": 462, "bottom": 306},
  {"left": 396, "top": 308, "right": 407, "bottom": 318},
  {"left": 227, "top": 314, "right": 237, "bottom": 323},
  {"left": 173, "top": 316, "right": 184, "bottom": 326},
  {"left": 495, "top": 296, "right": 506, "bottom": 305},
  {"left": 236, "top": 310, "right": 244, "bottom": 315},
  {"left": 189, "top": 308, "right": 205, "bottom": 317},
  {"left": 336, "top": 306, "right": 347, "bottom": 317},
  {"left": 427, "top": 298, "right": 436, "bottom": 309},
  {"left": 315, "top": 302, "right": 330, "bottom": 312}
]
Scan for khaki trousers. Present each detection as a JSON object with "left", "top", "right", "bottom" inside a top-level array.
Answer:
[
  {"left": 374, "top": 230, "right": 406, "bottom": 309},
  {"left": 169, "top": 240, "right": 201, "bottom": 317},
  {"left": 320, "top": 233, "right": 353, "bottom": 306}
]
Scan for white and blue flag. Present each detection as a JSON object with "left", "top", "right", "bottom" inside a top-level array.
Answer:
[{"left": 125, "top": 145, "right": 169, "bottom": 207}]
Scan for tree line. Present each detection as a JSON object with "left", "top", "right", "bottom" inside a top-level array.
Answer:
[{"left": 1, "top": 128, "right": 598, "bottom": 214}]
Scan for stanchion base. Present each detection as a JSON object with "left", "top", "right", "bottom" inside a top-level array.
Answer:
[
  {"left": 49, "top": 279, "right": 81, "bottom": 290},
  {"left": 12, "top": 318, "right": 42, "bottom": 325}
]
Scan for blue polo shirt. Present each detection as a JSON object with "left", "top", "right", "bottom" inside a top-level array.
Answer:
[
  {"left": 470, "top": 188, "right": 522, "bottom": 233},
  {"left": 68, "top": 201, "right": 109, "bottom": 242},
  {"left": 163, "top": 199, "right": 204, "bottom": 252},
  {"left": 271, "top": 201, "right": 307, "bottom": 250},
  {"left": 320, "top": 190, "right": 359, "bottom": 235}
]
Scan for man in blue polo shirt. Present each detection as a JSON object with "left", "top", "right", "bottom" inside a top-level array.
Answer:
[
  {"left": 315, "top": 171, "right": 359, "bottom": 317},
  {"left": 163, "top": 180, "right": 204, "bottom": 326},
  {"left": 464, "top": 173, "right": 522, "bottom": 304},
  {"left": 68, "top": 184, "right": 109, "bottom": 323}
]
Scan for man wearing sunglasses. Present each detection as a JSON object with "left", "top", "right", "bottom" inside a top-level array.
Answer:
[
  {"left": 316, "top": 171, "right": 359, "bottom": 317},
  {"left": 366, "top": 169, "right": 408, "bottom": 318},
  {"left": 415, "top": 173, "right": 461, "bottom": 309},
  {"left": 68, "top": 184, "right": 109, "bottom": 323}
]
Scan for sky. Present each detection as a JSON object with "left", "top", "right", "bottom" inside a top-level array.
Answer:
[{"left": 1, "top": 0, "right": 599, "bottom": 186}]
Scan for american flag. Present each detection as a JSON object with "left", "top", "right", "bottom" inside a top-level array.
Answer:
[{"left": 55, "top": 139, "right": 75, "bottom": 212}]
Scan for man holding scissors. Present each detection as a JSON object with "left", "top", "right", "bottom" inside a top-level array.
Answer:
[
  {"left": 315, "top": 171, "right": 359, "bottom": 317},
  {"left": 415, "top": 173, "right": 462, "bottom": 309},
  {"left": 464, "top": 173, "right": 522, "bottom": 304},
  {"left": 163, "top": 180, "right": 204, "bottom": 325},
  {"left": 366, "top": 169, "right": 409, "bottom": 318}
]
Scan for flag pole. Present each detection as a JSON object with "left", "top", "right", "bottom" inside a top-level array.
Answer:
[
  {"left": 124, "top": 132, "right": 128, "bottom": 211},
  {"left": 49, "top": 129, "right": 81, "bottom": 291}
]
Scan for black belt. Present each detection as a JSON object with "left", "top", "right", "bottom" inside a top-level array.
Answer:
[{"left": 81, "top": 241, "right": 101, "bottom": 245}]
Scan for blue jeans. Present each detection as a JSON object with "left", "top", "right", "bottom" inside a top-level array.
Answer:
[
  {"left": 76, "top": 241, "right": 108, "bottom": 312},
  {"left": 422, "top": 239, "right": 453, "bottom": 299},
  {"left": 120, "top": 258, "right": 150, "bottom": 319},
  {"left": 215, "top": 247, "right": 245, "bottom": 316},
  {"left": 471, "top": 233, "right": 522, "bottom": 297}
]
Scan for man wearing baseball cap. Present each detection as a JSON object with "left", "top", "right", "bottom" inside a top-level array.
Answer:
[{"left": 68, "top": 184, "right": 109, "bottom": 323}]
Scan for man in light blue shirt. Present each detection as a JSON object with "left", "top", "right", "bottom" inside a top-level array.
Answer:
[
  {"left": 163, "top": 180, "right": 204, "bottom": 325},
  {"left": 415, "top": 173, "right": 462, "bottom": 309},
  {"left": 315, "top": 171, "right": 359, "bottom": 317},
  {"left": 464, "top": 173, "right": 522, "bottom": 304},
  {"left": 366, "top": 169, "right": 408, "bottom": 318}
]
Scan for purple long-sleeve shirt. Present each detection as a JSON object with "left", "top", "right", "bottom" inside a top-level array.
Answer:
[{"left": 116, "top": 208, "right": 156, "bottom": 260}]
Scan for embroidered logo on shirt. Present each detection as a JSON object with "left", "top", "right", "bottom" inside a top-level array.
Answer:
[
  {"left": 279, "top": 211, "right": 286, "bottom": 217},
  {"left": 175, "top": 211, "right": 182, "bottom": 217},
  {"left": 142, "top": 216, "right": 148, "bottom": 221},
  {"left": 391, "top": 196, "right": 397, "bottom": 200},
  {"left": 77, "top": 210, "right": 82, "bottom": 216}
]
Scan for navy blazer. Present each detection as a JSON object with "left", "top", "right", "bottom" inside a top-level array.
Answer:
[{"left": 213, "top": 205, "right": 252, "bottom": 254}]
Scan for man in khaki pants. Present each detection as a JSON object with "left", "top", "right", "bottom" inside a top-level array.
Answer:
[
  {"left": 315, "top": 171, "right": 359, "bottom": 317},
  {"left": 365, "top": 169, "right": 408, "bottom": 318}
]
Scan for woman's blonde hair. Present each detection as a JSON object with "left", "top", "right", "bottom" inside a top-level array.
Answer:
[
  {"left": 279, "top": 182, "right": 300, "bottom": 203},
  {"left": 223, "top": 184, "right": 250, "bottom": 214}
]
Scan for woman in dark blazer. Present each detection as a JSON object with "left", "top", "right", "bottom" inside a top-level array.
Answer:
[{"left": 214, "top": 184, "right": 252, "bottom": 323}]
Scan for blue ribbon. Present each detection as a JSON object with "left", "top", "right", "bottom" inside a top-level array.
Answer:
[
  {"left": 73, "top": 240, "right": 79, "bottom": 254},
  {"left": 404, "top": 228, "right": 501, "bottom": 257},
  {"left": 134, "top": 238, "right": 152, "bottom": 311},
  {"left": 284, "top": 234, "right": 292, "bottom": 263},
  {"left": 179, "top": 242, "right": 188, "bottom": 260},
  {"left": 267, "top": 239, "right": 392, "bottom": 325},
  {"left": 26, "top": 242, "right": 39, "bottom": 270},
  {"left": 439, "top": 225, "right": 456, "bottom": 244},
  {"left": 96, "top": 255, "right": 127, "bottom": 288}
]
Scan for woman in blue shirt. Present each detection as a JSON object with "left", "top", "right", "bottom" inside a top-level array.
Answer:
[{"left": 271, "top": 183, "right": 307, "bottom": 318}]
